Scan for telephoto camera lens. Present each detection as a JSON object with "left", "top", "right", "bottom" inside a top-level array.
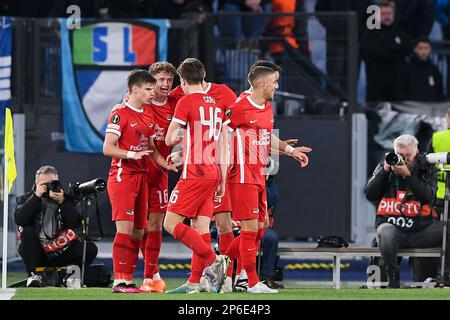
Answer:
[{"left": 385, "top": 153, "right": 403, "bottom": 166}]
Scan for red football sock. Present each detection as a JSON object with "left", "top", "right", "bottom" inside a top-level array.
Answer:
[
  {"left": 255, "top": 228, "right": 265, "bottom": 253},
  {"left": 127, "top": 237, "right": 140, "bottom": 278},
  {"left": 173, "top": 223, "right": 216, "bottom": 265},
  {"left": 140, "top": 232, "right": 148, "bottom": 261},
  {"left": 219, "top": 232, "right": 235, "bottom": 277},
  {"left": 240, "top": 230, "right": 259, "bottom": 287},
  {"left": 144, "top": 231, "right": 162, "bottom": 279},
  {"left": 113, "top": 232, "right": 138, "bottom": 281},
  {"left": 224, "top": 235, "right": 240, "bottom": 260},
  {"left": 188, "top": 233, "right": 211, "bottom": 283}
]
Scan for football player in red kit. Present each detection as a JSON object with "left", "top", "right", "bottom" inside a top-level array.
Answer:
[
  {"left": 168, "top": 70, "right": 237, "bottom": 292},
  {"left": 163, "top": 58, "right": 229, "bottom": 294},
  {"left": 139, "top": 62, "right": 179, "bottom": 293},
  {"left": 223, "top": 63, "right": 311, "bottom": 293},
  {"left": 104, "top": 70, "right": 177, "bottom": 293}
]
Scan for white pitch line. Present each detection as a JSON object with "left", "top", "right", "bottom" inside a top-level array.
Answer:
[{"left": 0, "top": 289, "right": 15, "bottom": 300}]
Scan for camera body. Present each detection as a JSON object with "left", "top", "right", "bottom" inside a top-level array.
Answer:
[
  {"left": 43, "top": 180, "right": 62, "bottom": 197},
  {"left": 68, "top": 178, "right": 106, "bottom": 200},
  {"left": 385, "top": 152, "right": 405, "bottom": 166}
]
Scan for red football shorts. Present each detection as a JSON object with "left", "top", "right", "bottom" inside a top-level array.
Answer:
[
  {"left": 229, "top": 183, "right": 267, "bottom": 223},
  {"left": 213, "top": 182, "right": 232, "bottom": 214},
  {"left": 167, "top": 178, "right": 219, "bottom": 218},
  {"left": 107, "top": 171, "right": 148, "bottom": 229},
  {"left": 148, "top": 171, "right": 169, "bottom": 214}
]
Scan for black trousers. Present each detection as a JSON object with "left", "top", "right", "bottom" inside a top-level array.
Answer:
[
  {"left": 18, "top": 226, "right": 98, "bottom": 276},
  {"left": 376, "top": 221, "right": 450, "bottom": 276}
]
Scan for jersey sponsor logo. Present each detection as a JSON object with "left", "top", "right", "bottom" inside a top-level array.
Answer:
[
  {"left": 130, "top": 123, "right": 137, "bottom": 127},
  {"left": 153, "top": 124, "right": 165, "bottom": 141},
  {"left": 112, "top": 115, "right": 121, "bottom": 123},
  {"left": 159, "top": 204, "right": 168, "bottom": 209},
  {"left": 128, "top": 134, "right": 150, "bottom": 151},
  {"left": 225, "top": 109, "right": 231, "bottom": 117},
  {"left": 214, "top": 204, "right": 223, "bottom": 209},
  {"left": 126, "top": 210, "right": 134, "bottom": 216},
  {"left": 250, "top": 120, "right": 258, "bottom": 124},
  {"left": 167, "top": 115, "right": 173, "bottom": 120},
  {"left": 252, "top": 129, "right": 271, "bottom": 146},
  {"left": 252, "top": 208, "right": 259, "bottom": 214}
]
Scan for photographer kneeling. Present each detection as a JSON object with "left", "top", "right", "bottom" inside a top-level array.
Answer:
[
  {"left": 364, "top": 135, "right": 450, "bottom": 288},
  {"left": 14, "top": 166, "right": 98, "bottom": 287}
]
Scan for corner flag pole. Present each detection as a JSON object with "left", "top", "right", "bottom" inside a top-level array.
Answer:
[
  {"left": 2, "top": 148, "right": 8, "bottom": 289},
  {"left": 2, "top": 108, "right": 17, "bottom": 290}
]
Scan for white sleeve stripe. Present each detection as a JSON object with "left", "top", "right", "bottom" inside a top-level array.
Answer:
[
  {"left": 105, "top": 129, "right": 121, "bottom": 137},
  {"left": 172, "top": 117, "right": 186, "bottom": 126}
]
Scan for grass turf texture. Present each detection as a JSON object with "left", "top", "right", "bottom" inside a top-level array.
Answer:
[{"left": 5, "top": 273, "right": 450, "bottom": 300}]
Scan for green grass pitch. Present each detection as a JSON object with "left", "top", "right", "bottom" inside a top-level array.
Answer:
[{"left": 5, "top": 273, "right": 450, "bottom": 300}]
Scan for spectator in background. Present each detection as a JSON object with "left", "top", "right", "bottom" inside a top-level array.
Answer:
[
  {"left": 361, "top": 0, "right": 410, "bottom": 102},
  {"left": 393, "top": 0, "right": 435, "bottom": 40},
  {"left": 217, "top": 0, "right": 272, "bottom": 49},
  {"left": 107, "top": 0, "right": 154, "bottom": 18},
  {"left": 151, "top": 0, "right": 212, "bottom": 20},
  {"left": 397, "top": 37, "right": 445, "bottom": 102},
  {"left": 266, "top": 0, "right": 308, "bottom": 59},
  {"left": 315, "top": 0, "right": 373, "bottom": 93}
]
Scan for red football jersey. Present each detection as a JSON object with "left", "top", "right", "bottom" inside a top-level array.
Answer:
[
  {"left": 170, "top": 83, "right": 237, "bottom": 111},
  {"left": 224, "top": 96, "right": 274, "bottom": 186},
  {"left": 105, "top": 103, "right": 155, "bottom": 179},
  {"left": 147, "top": 96, "right": 177, "bottom": 181},
  {"left": 168, "top": 85, "right": 185, "bottom": 103},
  {"left": 236, "top": 88, "right": 252, "bottom": 103},
  {"left": 172, "top": 92, "right": 223, "bottom": 180}
]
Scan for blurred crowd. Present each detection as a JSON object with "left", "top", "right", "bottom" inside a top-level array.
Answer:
[{"left": 2, "top": 0, "right": 450, "bottom": 103}]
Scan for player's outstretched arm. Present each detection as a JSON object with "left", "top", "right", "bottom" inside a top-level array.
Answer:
[
  {"left": 270, "top": 134, "right": 311, "bottom": 167},
  {"left": 103, "top": 133, "right": 152, "bottom": 160}
]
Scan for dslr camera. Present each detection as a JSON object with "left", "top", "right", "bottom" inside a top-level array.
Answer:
[
  {"left": 385, "top": 152, "right": 405, "bottom": 166},
  {"left": 68, "top": 178, "right": 106, "bottom": 200},
  {"left": 43, "top": 180, "right": 63, "bottom": 197}
]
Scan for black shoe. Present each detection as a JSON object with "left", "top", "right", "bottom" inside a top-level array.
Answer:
[
  {"left": 387, "top": 272, "right": 400, "bottom": 289},
  {"left": 262, "top": 276, "right": 284, "bottom": 290}
]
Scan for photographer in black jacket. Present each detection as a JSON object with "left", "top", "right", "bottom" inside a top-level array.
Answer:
[
  {"left": 14, "top": 165, "right": 98, "bottom": 287},
  {"left": 365, "top": 134, "right": 450, "bottom": 288}
]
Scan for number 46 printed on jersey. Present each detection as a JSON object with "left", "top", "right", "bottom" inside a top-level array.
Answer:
[{"left": 199, "top": 105, "right": 222, "bottom": 141}]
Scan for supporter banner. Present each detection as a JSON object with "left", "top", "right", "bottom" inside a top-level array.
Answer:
[
  {"left": 0, "top": 17, "right": 12, "bottom": 116},
  {"left": 60, "top": 19, "right": 169, "bottom": 153}
]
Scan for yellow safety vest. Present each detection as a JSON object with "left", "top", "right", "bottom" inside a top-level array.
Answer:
[{"left": 432, "top": 129, "right": 450, "bottom": 199}]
